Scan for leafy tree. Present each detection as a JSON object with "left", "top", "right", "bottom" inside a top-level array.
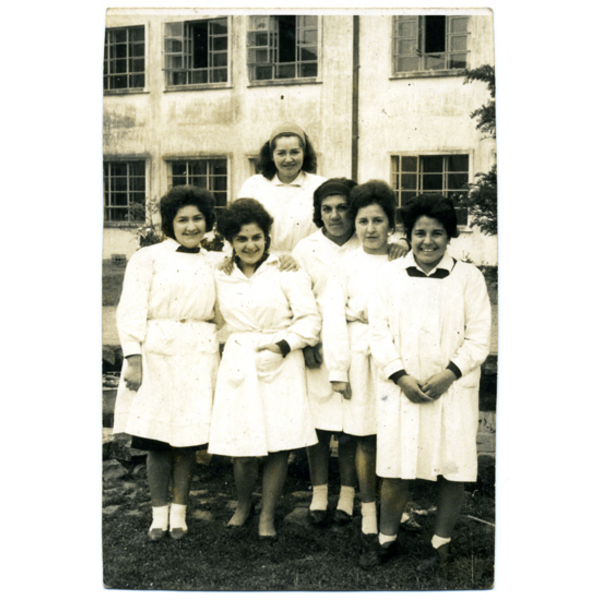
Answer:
[{"left": 458, "top": 65, "right": 497, "bottom": 236}]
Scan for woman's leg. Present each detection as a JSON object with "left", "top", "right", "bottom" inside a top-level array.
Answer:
[
  {"left": 169, "top": 447, "right": 197, "bottom": 537},
  {"left": 335, "top": 433, "right": 357, "bottom": 518},
  {"left": 146, "top": 449, "right": 173, "bottom": 537},
  {"left": 434, "top": 477, "right": 465, "bottom": 539},
  {"left": 228, "top": 457, "right": 259, "bottom": 527},
  {"left": 355, "top": 435, "right": 377, "bottom": 533},
  {"left": 307, "top": 429, "right": 331, "bottom": 513},
  {"left": 379, "top": 477, "right": 411, "bottom": 538},
  {"left": 259, "top": 450, "right": 290, "bottom": 538}
]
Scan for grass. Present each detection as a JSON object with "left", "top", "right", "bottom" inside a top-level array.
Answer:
[{"left": 103, "top": 453, "right": 495, "bottom": 591}]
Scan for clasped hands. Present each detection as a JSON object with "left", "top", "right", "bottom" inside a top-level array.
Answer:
[{"left": 397, "top": 370, "right": 457, "bottom": 404}]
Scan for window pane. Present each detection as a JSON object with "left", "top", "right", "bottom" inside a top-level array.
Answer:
[
  {"left": 172, "top": 71, "right": 187, "bottom": 85},
  {"left": 395, "top": 57, "right": 420, "bottom": 72},
  {"left": 448, "top": 173, "right": 469, "bottom": 189},
  {"left": 401, "top": 174, "right": 417, "bottom": 190},
  {"left": 300, "top": 63, "right": 317, "bottom": 78},
  {"left": 191, "top": 70, "right": 208, "bottom": 84},
  {"left": 276, "top": 63, "right": 296, "bottom": 79},
  {"left": 449, "top": 17, "right": 469, "bottom": 34},
  {"left": 189, "top": 162, "right": 207, "bottom": 177},
  {"left": 130, "top": 176, "right": 145, "bottom": 191},
  {"left": 129, "top": 162, "right": 145, "bottom": 176},
  {"left": 421, "top": 156, "right": 443, "bottom": 172},
  {"left": 401, "top": 191, "right": 416, "bottom": 205},
  {"left": 302, "top": 15, "right": 318, "bottom": 28},
  {"left": 422, "top": 174, "right": 443, "bottom": 190},
  {"left": 212, "top": 52, "right": 227, "bottom": 67},
  {"left": 300, "top": 47, "right": 317, "bottom": 62},
  {"left": 113, "top": 192, "right": 128, "bottom": 206},
  {"left": 165, "top": 39, "right": 183, "bottom": 53},
  {"left": 212, "top": 68, "right": 228, "bottom": 83},
  {"left": 249, "top": 15, "right": 270, "bottom": 31},
  {"left": 129, "top": 27, "right": 144, "bottom": 42},
  {"left": 447, "top": 155, "right": 469, "bottom": 171},
  {"left": 172, "top": 176, "right": 187, "bottom": 187},
  {"left": 213, "top": 36, "right": 228, "bottom": 51},
  {"left": 298, "top": 29, "right": 318, "bottom": 45},
  {"left": 255, "top": 65, "right": 273, "bottom": 80},
  {"left": 424, "top": 16, "right": 446, "bottom": 53},
  {"left": 448, "top": 54, "right": 467, "bottom": 69},
  {"left": 211, "top": 19, "right": 227, "bottom": 35},
  {"left": 130, "top": 74, "right": 144, "bottom": 88},
  {"left": 191, "top": 175, "right": 207, "bottom": 189},
  {"left": 398, "top": 39, "right": 418, "bottom": 55},
  {"left": 130, "top": 42, "right": 145, "bottom": 57},
  {"left": 114, "top": 29, "right": 127, "bottom": 43},
  {"left": 213, "top": 159, "right": 227, "bottom": 175},
  {"left": 129, "top": 58, "right": 144, "bottom": 72},
  {"left": 449, "top": 35, "right": 467, "bottom": 52},
  {"left": 214, "top": 191, "right": 227, "bottom": 208},
  {"left": 114, "top": 43, "right": 127, "bottom": 59},
  {"left": 212, "top": 176, "right": 227, "bottom": 191},
  {"left": 424, "top": 54, "right": 445, "bottom": 70},
  {"left": 401, "top": 156, "right": 418, "bottom": 172}
]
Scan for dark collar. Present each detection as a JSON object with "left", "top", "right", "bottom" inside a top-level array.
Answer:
[{"left": 176, "top": 245, "right": 201, "bottom": 254}]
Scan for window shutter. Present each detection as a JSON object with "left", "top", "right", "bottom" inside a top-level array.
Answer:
[{"left": 446, "top": 16, "right": 469, "bottom": 69}]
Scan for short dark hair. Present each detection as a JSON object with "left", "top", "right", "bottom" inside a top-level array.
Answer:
[
  {"left": 312, "top": 178, "right": 357, "bottom": 228},
  {"left": 400, "top": 194, "right": 459, "bottom": 240},
  {"left": 160, "top": 185, "right": 216, "bottom": 239},
  {"left": 349, "top": 179, "right": 396, "bottom": 229},
  {"left": 256, "top": 134, "right": 318, "bottom": 180},
  {"left": 216, "top": 198, "right": 274, "bottom": 251}
]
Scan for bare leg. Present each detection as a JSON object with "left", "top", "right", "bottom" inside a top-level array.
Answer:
[
  {"left": 147, "top": 449, "right": 172, "bottom": 507},
  {"left": 379, "top": 478, "right": 411, "bottom": 538},
  {"left": 307, "top": 429, "right": 331, "bottom": 487},
  {"left": 434, "top": 478, "right": 465, "bottom": 539},
  {"left": 337, "top": 433, "right": 357, "bottom": 489},
  {"left": 259, "top": 450, "right": 290, "bottom": 537},
  {"left": 171, "top": 448, "right": 197, "bottom": 506},
  {"left": 355, "top": 435, "right": 377, "bottom": 503},
  {"left": 228, "top": 457, "right": 259, "bottom": 527}
]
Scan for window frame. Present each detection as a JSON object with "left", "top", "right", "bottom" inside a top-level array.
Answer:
[
  {"left": 391, "top": 15, "right": 470, "bottom": 78},
  {"left": 165, "top": 156, "right": 230, "bottom": 212},
  {"left": 103, "top": 158, "right": 149, "bottom": 226},
  {"left": 163, "top": 16, "right": 231, "bottom": 91},
  {"left": 390, "top": 152, "right": 472, "bottom": 228},
  {"left": 104, "top": 25, "right": 147, "bottom": 94},
  {"left": 246, "top": 15, "right": 321, "bottom": 86}
]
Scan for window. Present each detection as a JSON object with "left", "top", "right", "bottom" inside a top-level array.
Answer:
[
  {"left": 391, "top": 154, "right": 469, "bottom": 225},
  {"left": 168, "top": 159, "right": 228, "bottom": 209},
  {"left": 104, "top": 26, "right": 145, "bottom": 91},
  {"left": 164, "top": 18, "right": 228, "bottom": 86},
  {"left": 392, "top": 15, "right": 469, "bottom": 74},
  {"left": 104, "top": 161, "right": 146, "bottom": 223},
  {"left": 247, "top": 15, "right": 318, "bottom": 82}
]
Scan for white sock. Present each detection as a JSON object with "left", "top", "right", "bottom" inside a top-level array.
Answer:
[
  {"left": 361, "top": 502, "right": 377, "bottom": 535},
  {"left": 378, "top": 532, "right": 397, "bottom": 547},
  {"left": 169, "top": 503, "right": 187, "bottom": 531},
  {"left": 310, "top": 484, "right": 329, "bottom": 511},
  {"left": 150, "top": 505, "right": 169, "bottom": 531},
  {"left": 431, "top": 534, "right": 451, "bottom": 549},
  {"left": 336, "top": 486, "right": 355, "bottom": 516}
]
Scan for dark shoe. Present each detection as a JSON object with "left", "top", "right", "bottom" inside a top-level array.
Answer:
[
  {"left": 308, "top": 509, "right": 329, "bottom": 528},
  {"left": 169, "top": 527, "right": 188, "bottom": 541},
  {"left": 359, "top": 539, "right": 397, "bottom": 570},
  {"left": 147, "top": 527, "right": 166, "bottom": 542},
  {"left": 258, "top": 533, "right": 277, "bottom": 542},
  {"left": 417, "top": 542, "right": 450, "bottom": 574},
  {"left": 332, "top": 509, "right": 352, "bottom": 526}
]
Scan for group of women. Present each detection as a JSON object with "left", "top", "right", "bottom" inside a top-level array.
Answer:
[{"left": 112, "top": 122, "right": 492, "bottom": 572}]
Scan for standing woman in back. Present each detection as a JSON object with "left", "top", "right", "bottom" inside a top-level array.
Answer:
[
  {"left": 237, "top": 122, "right": 325, "bottom": 254},
  {"left": 112, "top": 186, "right": 220, "bottom": 542}
]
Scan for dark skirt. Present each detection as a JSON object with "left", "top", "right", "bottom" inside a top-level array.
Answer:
[{"left": 131, "top": 435, "right": 208, "bottom": 453}]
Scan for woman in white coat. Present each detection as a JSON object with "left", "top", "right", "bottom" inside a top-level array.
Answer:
[
  {"left": 322, "top": 180, "right": 398, "bottom": 541},
  {"left": 208, "top": 198, "right": 321, "bottom": 540},
  {"left": 294, "top": 179, "right": 409, "bottom": 527},
  {"left": 362, "top": 194, "right": 491, "bottom": 570},
  {"left": 113, "top": 186, "right": 220, "bottom": 541},
  {"left": 237, "top": 122, "right": 325, "bottom": 254}
]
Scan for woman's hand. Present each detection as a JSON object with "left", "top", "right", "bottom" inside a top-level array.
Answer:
[
  {"left": 278, "top": 253, "right": 299, "bottom": 272},
  {"left": 397, "top": 374, "right": 435, "bottom": 404},
  {"left": 217, "top": 255, "right": 234, "bottom": 275},
  {"left": 420, "top": 370, "right": 457, "bottom": 399},
  {"left": 387, "top": 239, "right": 410, "bottom": 261},
  {"left": 302, "top": 345, "right": 323, "bottom": 369},
  {"left": 331, "top": 381, "right": 352, "bottom": 400},
  {"left": 256, "top": 343, "right": 282, "bottom": 354},
  {"left": 124, "top": 355, "right": 143, "bottom": 391}
]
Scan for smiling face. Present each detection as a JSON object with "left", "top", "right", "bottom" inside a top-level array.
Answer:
[
  {"left": 173, "top": 205, "right": 207, "bottom": 248},
  {"left": 272, "top": 135, "right": 304, "bottom": 183},
  {"left": 410, "top": 215, "right": 450, "bottom": 273},
  {"left": 321, "top": 195, "right": 354, "bottom": 246},
  {"left": 355, "top": 203, "right": 391, "bottom": 255},
  {"left": 232, "top": 222, "right": 267, "bottom": 270}
]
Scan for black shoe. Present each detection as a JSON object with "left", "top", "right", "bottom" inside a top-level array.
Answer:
[
  {"left": 417, "top": 542, "right": 450, "bottom": 574},
  {"left": 147, "top": 527, "right": 167, "bottom": 542},
  {"left": 169, "top": 527, "right": 188, "bottom": 541},
  {"left": 359, "top": 539, "right": 397, "bottom": 570},
  {"left": 308, "top": 509, "right": 329, "bottom": 528},
  {"left": 332, "top": 509, "right": 352, "bottom": 526}
]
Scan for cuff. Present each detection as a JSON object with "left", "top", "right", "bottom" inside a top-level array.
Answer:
[
  {"left": 329, "top": 370, "right": 349, "bottom": 383},
  {"left": 383, "top": 359, "right": 405, "bottom": 380},
  {"left": 447, "top": 361, "right": 462, "bottom": 379},
  {"left": 389, "top": 369, "right": 408, "bottom": 385},
  {"left": 121, "top": 341, "right": 142, "bottom": 357},
  {"left": 276, "top": 340, "right": 291, "bottom": 358}
]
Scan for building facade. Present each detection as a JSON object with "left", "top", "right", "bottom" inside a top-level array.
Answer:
[{"left": 103, "top": 9, "right": 497, "bottom": 264}]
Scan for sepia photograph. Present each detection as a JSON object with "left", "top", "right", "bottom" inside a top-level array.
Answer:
[{"left": 100, "top": 6, "right": 498, "bottom": 591}]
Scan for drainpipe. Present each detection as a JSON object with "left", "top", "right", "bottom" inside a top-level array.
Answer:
[{"left": 351, "top": 16, "right": 359, "bottom": 182}]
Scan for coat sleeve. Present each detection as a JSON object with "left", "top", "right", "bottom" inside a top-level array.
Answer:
[
  {"left": 322, "top": 270, "right": 351, "bottom": 383},
  {"left": 279, "top": 269, "right": 322, "bottom": 351},
  {"left": 115, "top": 248, "right": 154, "bottom": 357},
  {"left": 368, "top": 266, "right": 405, "bottom": 379},
  {"left": 449, "top": 265, "right": 492, "bottom": 377},
  {"left": 237, "top": 175, "right": 259, "bottom": 200}
]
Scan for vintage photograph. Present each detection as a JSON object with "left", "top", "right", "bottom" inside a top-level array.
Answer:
[{"left": 101, "top": 7, "right": 498, "bottom": 591}]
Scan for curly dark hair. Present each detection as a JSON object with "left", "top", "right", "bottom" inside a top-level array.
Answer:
[
  {"left": 216, "top": 198, "right": 274, "bottom": 252},
  {"left": 349, "top": 179, "right": 396, "bottom": 229},
  {"left": 400, "top": 194, "right": 459, "bottom": 240},
  {"left": 160, "top": 186, "right": 216, "bottom": 239},
  {"left": 312, "top": 178, "right": 357, "bottom": 228},
  {"left": 256, "top": 134, "right": 318, "bottom": 180}
]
